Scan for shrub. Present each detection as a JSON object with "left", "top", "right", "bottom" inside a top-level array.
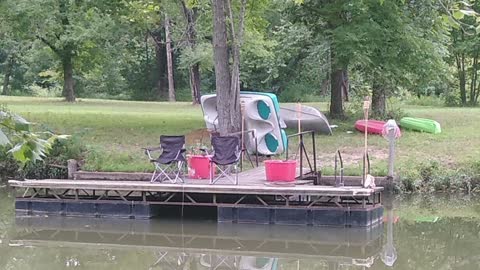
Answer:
[
  {"left": 0, "top": 148, "right": 20, "bottom": 181},
  {"left": 396, "top": 160, "right": 480, "bottom": 194},
  {"left": 444, "top": 93, "right": 461, "bottom": 107},
  {"left": 22, "top": 137, "right": 85, "bottom": 179},
  {"left": 0, "top": 137, "right": 86, "bottom": 180}
]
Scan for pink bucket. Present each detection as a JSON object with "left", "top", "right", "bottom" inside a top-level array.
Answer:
[{"left": 264, "top": 160, "right": 297, "bottom": 182}]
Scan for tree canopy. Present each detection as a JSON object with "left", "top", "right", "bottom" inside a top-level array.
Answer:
[{"left": 1, "top": 0, "right": 479, "bottom": 117}]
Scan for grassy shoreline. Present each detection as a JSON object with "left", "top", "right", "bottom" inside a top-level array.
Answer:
[{"left": 2, "top": 96, "right": 479, "bottom": 192}]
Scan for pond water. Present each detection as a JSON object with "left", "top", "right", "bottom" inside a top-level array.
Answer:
[{"left": 1, "top": 187, "right": 479, "bottom": 269}]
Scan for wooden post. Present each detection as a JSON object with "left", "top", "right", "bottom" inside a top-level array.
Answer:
[
  {"left": 296, "top": 103, "right": 301, "bottom": 133},
  {"left": 67, "top": 159, "right": 78, "bottom": 179},
  {"left": 363, "top": 97, "right": 371, "bottom": 184}
]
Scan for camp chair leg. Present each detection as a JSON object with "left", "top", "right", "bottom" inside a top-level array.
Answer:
[
  {"left": 150, "top": 169, "right": 157, "bottom": 183},
  {"left": 209, "top": 161, "right": 214, "bottom": 185},
  {"left": 235, "top": 164, "right": 239, "bottom": 185},
  {"left": 172, "top": 161, "right": 185, "bottom": 184},
  {"left": 210, "top": 163, "right": 239, "bottom": 185},
  {"left": 151, "top": 164, "right": 166, "bottom": 183},
  {"left": 151, "top": 162, "right": 184, "bottom": 184}
]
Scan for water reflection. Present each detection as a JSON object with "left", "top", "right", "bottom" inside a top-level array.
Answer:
[
  {"left": 7, "top": 216, "right": 384, "bottom": 269},
  {"left": 380, "top": 194, "right": 397, "bottom": 267},
  {"left": 2, "top": 186, "right": 480, "bottom": 269}
]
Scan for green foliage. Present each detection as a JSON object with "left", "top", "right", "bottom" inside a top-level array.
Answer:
[
  {"left": 22, "top": 137, "right": 84, "bottom": 179},
  {"left": 278, "top": 81, "right": 325, "bottom": 103},
  {"left": 0, "top": 108, "right": 69, "bottom": 165},
  {"left": 398, "top": 160, "right": 480, "bottom": 193},
  {"left": 0, "top": 148, "right": 19, "bottom": 181}
]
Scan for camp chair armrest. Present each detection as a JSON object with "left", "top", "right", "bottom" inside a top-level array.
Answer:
[
  {"left": 143, "top": 146, "right": 162, "bottom": 160},
  {"left": 173, "top": 148, "right": 187, "bottom": 160},
  {"left": 142, "top": 146, "right": 162, "bottom": 152}
]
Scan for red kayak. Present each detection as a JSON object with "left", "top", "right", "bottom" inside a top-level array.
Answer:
[{"left": 355, "top": 120, "right": 386, "bottom": 135}]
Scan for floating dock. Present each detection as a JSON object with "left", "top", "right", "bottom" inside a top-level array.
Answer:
[{"left": 8, "top": 166, "right": 384, "bottom": 227}]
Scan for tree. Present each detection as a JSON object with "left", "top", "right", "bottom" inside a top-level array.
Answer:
[
  {"left": 353, "top": 1, "right": 449, "bottom": 116},
  {"left": 0, "top": 2, "right": 26, "bottom": 96},
  {"left": 293, "top": 0, "right": 356, "bottom": 118},
  {"left": 165, "top": 15, "right": 176, "bottom": 102},
  {"left": 3, "top": 0, "right": 124, "bottom": 102},
  {"left": 179, "top": 0, "right": 202, "bottom": 104},
  {"left": 0, "top": 110, "right": 67, "bottom": 164},
  {"left": 449, "top": 2, "right": 480, "bottom": 106},
  {"left": 212, "top": 0, "right": 247, "bottom": 135}
]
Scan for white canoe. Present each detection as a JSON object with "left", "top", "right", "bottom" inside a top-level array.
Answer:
[{"left": 280, "top": 105, "right": 333, "bottom": 135}]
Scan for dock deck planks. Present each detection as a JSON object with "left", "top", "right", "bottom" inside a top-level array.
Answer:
[{"left": 9, "top": 166, "right": 382, "bottom": 197}]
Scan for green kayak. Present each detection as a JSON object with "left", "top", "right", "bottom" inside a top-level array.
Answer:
[{"left": 400, "top": 117, "right": 441, "bottom": 134}]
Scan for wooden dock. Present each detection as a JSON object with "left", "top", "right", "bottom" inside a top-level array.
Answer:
[{"left": 9, "top": 166, "right": 384, "bottom": 227}]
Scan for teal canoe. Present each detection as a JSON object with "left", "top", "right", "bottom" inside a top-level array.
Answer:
[{"left": 400, "top": 117, "right": 441, "bottom": 134}]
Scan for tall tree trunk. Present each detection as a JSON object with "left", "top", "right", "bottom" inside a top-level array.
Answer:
[
  {"left": 180, "top": 0, "right": 201, "bottom": 104},
  {"left": 225, "top": 0, "right": 246, "bottom": 129},
  {"left": 165, "top": 16, "right": 176, "bottom": 102},
  {"left": 2, "top": 55, "right": 14, "bottom": 96},
  {"left": 190, "top": 65, "right": 201, "bottom": 104},
  {"left": 470, "top": 52, "right": 478, "bottom": 106},
  {"left": 213, "top": 0, "right": 236, "bottom": 135},
  {"left": 329, "top": 44, "right": 345, "bottom": 118},
  {"left": 62, "top": 53, "right": 75, "bottom": 102},
  {"left": 150, "top": 28, "right": 168, "bottom": 100},
  {"left": 330, "top": 69, "right": 345, "bottom": 118},
  {"left": 476, "top": 79, "right": 480, "bottom": 104},
  {"left": 456, "top": 53, "right": 467, "bottom": 105},
  {"left": 341, "top": 70, "right": 349, "bottom": 102},
  {"left": 372, "top": 81, "right": 387, "bottom": 117}
]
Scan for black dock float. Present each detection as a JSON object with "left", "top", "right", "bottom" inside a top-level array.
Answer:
[{"left": 218, "top": 205, "right": 383, "bottom": 227}]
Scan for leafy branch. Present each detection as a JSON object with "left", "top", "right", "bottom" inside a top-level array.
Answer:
[{"left": 0, "top": 109, "right": 69, "bottom": 165}]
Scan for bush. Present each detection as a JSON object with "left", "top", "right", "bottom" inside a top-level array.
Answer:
[
  {"left": 24, "top": 136, "right": 85, "bottom": 179},
  {"left": 0, "top": 136, "right": 85, "bottom": 180},
  {"left": 444, "top": 93, "right": 461, "bottom": 107},
  {"left": 396, "top": 160, "right": 480, "bottom": 194},
  {"left": 0, "top": 148, "right": 20, "bottom": 181}
]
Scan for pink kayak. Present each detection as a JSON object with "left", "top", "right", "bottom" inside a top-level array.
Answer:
[{"left": 355, "top": 120, "right": 386, "bottom": 135}]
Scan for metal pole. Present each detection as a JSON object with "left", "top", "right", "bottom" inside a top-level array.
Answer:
[
  {"left": 299, "top": 134, "right": 303, "bottom": 179},
  {"left": 388, "top": 128, "right": 396, "bottom": 179},
  {"left": 312, "top": 131, "right": 317, "bottom": 175},
  {"left": 385, "top": 119, "right": 398, "bottom": 191}
]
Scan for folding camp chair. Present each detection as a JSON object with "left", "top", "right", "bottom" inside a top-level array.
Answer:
[
  {"left": 143, "top": 135, "right": 186, "bottom": 183},
  {"left": 208, "top": 136, "right": 241, "bottom": 185}
]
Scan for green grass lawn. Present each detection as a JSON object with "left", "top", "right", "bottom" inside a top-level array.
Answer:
[
  {"left": 2, "top": 96, "right": 480, "bottom": 188},
  {"left": 2, "top": 96, "right": 205, "bottom": 172}
]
